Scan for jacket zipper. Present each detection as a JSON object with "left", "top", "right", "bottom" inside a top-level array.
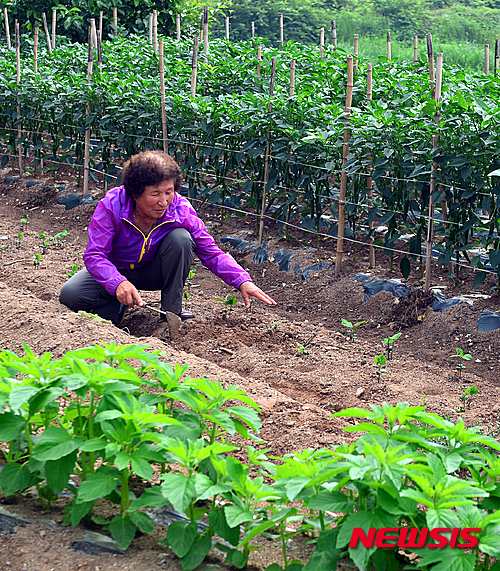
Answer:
[{"left": 122, "top": 218, "right": 174, "bottom": 265}]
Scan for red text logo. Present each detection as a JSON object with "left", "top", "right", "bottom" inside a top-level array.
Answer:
[{"left": 349, "top": 528, "right": 481, "bottom": 549}]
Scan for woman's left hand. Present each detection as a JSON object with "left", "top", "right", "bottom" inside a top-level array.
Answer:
[{"left": 240, "top": 281, "right": 277, "bottom": 308}]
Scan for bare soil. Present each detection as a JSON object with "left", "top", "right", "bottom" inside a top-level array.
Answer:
[{"left": 0, "top": 168, "right": 499, "bottom": 571}]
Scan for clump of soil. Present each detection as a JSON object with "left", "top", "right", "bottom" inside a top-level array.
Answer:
[{"left": 391, "top": 288, "right": 434, "bottom": 328}]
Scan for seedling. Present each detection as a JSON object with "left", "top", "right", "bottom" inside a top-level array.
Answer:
[
  {"left": 450, "top": 347, "right": 472, "bottom": 378},
  {"left": 183, "top": 268, "right": 196, "bottom": 306},
  {"left": 341, "top": 318, "right": 366, "bottom": 340},
  {"left": 269, "top": 320, "right": 282, "bottom": 333},
  {"left": 215, "top": 293, "right": 238, "bottom": 317},
  {"left": 374, "top": 354, "right": 387, "bottom": 381},
  {"left": 456, "top": 385, "right": 479, "bottom": 412},
  {"left": 20, "top": 215, "right": 28, "bottom": 230},
  {"left": 66, "top": 254, "right": 79, "bottom": 278},
  {"left": 382, "top": 332, "right": 402, "bottom": 360},
  {"left": 52, "top": 229, "right": 69, "bottom": 248},
  {"left": 296, "top": 341, "right": 310, "bottom": 355},
  {"left": 17, "top": 232, "right": 23, "bottom": 248},
  {"left": 33, "top": 253, "right": 42, "bottom": 269}
]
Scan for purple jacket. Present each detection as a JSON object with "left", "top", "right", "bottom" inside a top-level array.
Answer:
[{"left": 83, "top": 185, "right": 252, "bottom": 296}]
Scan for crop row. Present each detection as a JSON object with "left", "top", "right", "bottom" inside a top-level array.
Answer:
[
  {"left": 2, "top": 341, "right": 500, "bottom": 570},
  {"left": 1, "top": 35, "right": 500, "bottom": 284}
]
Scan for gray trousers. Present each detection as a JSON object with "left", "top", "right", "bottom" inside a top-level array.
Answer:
[{"left": 59, "top": 228, "right": 194, "bottom": 324}]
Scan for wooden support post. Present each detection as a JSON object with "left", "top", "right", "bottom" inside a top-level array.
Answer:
[
  {"left": 331, "top": 19, "right": 337, "bottom": 51},
  {"left": 366, "top": 62, "right": 375, "bottom": 267},
  {"left": 4, "top": 8, "right": 11, "bottom": 50},
  {"left": 335, "top": 56, "right": 354, "bottom": 277},
  {"left": 279, "top": 13, "right": 283, "bottom": 48},
  {"left": 177, "top": 14, "right": 181, "bottom": 40},
  {"left": 387, "top": 31, "right": 391, "bottom": 60},
  {"left": 251, "top": 21, "right": 255, "bottom": 40},
  {"left": 225, "top": 16, "right": 229, "bottom": 40},
  {"left": 289, "top": 59, "right": 296, "bottom": 96},
  {"left": 203, "top": 6, "right": 208, "bottom": 57},
  {"left": 99, "top": 11, "right": 103, "bottom": 40},
  {"left": 414, "top": 35, "right": 418, "bottom": 66},
  {"left": 42, "top": 13, "right": 52, "bottom": 53},
  {"left": 113, "top": 7, "right": 117, "bottom": 36},
  {"left": 83, "top": 27, "right": 94, "bottom": 195},
  {"left": 424, "top": 53, "right": 443, "bottom": 292},
  {"left": 16, "top": 21, "right": 22, "bottom": 175},
  {"left": 97, "top": 29, "right": 102, "bottom": 66},
  {"left": 426, "top": 33, "right": 434, "bottom": 82},
  {"left": 320, "top": 27, "right": 324, "bottom": 58},
  {"left": 353, "top": 34, "right": 359, "bottom": 73},
  {"left": 257, "top": 44, "right": 262, "bottom": 76},
  {"left": 159, "top": 40, "right": 168, "bottom": 154},
  {"left": 495, "top": 39, "right": 499, "bottom": 75},
  {"left": 485, "top": 44, "right": 490, "bottom": 75},
  {"left": 51, "top": 9, "right": 56, "bottom": 50},
  {"left": 191, "top": 36, "right": 199, "bottom": 97},
  {"left": 91, "top": 18, "right": 98, "bottom": 51},
  {"left": 258, "top": 57, "right": 276, "bottom": 245},
  {"left": 149, "top": 13, "right": 153, "bottom": 43},
  {"left": 153, "top": 10, "right": 158, "bottom": 53},
  {"left": 33, "top": 27, "right": 38, "bottom": 73}
]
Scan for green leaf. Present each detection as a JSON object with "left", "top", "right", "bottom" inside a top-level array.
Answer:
[
  {"left": 70, "top": 500, "right": 93, "bottom": 527},
  {"left": 400, "top": 255, "right": 411, "bottom": 279},
  {"left": 166, "top": 521, "right": 198, "bottom": 558},
  {"left": 473, "top": 271, "right": 487, "bottom": 289},
  {"left": 130, "top": 511, "right": 154, "bottom": 534},
  {"left": 307, "top": 491, "right": 353, "bottom": 513},
  {"left": 304, "top": 528, "right": 341, "bottom": 571},
  {"left": 9, "top": 386, "right": 38, "bottom": 413},
  {"left": 161, "top": 473, "right": 196, "bottom": 514},
  {"left": 33, "top": 426, "right": 82, "bottom": 462},
  {"left": 77, "top": 472, "right": 118, "bottom": 503},
  {"left": 209, "top": 509, "right": 240, "bottom": 546},
  {"left": 0, "top": 412, "right": 26, "bottom": 441},
  {"left": 131, "top": 455, "right": 154, "bottom": 480},
  {"left": 46, "top": 450, "right": 77, "bottom": 494},
  {"left": 479, "top": 534, "right": 500, "bottom": 557},
  {"left": 129, "top": 486, "right": 167, "bottom": 511},
  {"left": 179, "top": 532, "right": 211, "bottom": 571},
  {"left": 81, "top": 438, "right": 107, "bottom": 452},
  {"left": 226, "top": 406, "right": 262, "bottom": 433},
  {"left": 426, "top": 506, "right": 460, "bottom": 529},
  {"left": 0, "top": 462, "right": 31, "bottom": 495},
  {"left": 224, "top": 503, "right": 254, "bottom": 527},
  {"left": 109, "top": 515, "right": 137, "bottom": 550}
]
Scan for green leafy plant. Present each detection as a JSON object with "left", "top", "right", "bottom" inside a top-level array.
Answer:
[
  {"left": 16, "top": 232, "right": 23, "bottom": 248},
  {"left": 66, "top": 254, "right": 79, "bottom": 278},
  {"left": 382, "top": 332, "right": 402, "bottom": 360},
  {"left": 33, "top": 253, "right": 42, "bottom": 269},
  {"left": 296, "top": 341, "right": 310, "bottom": 355},
  {"left": 374, "top": 353, "right": 387, "bottom": 380},
  {"left": 450, "top": 347, "right": 472, "bottom": 378},
  {"left": 457, "top": 385, "right": 479, "bottom": 412},
  {"left": 215, "top": 293, "right": 238, "bottom": 317},
  {"left": 183, "top": 268, "right": 196, "bottom": 306},
  {"left": 341, "top": 318, "right": 366, "bottom": 340}
]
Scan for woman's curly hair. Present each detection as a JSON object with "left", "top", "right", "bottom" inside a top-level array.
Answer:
[{"left": 122, "top": 151, "right": 182, "bottom": 199}]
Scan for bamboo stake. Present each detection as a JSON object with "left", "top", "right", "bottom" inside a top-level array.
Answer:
[
  {"left": 426, "top": 33, "right": 434, "bottom": 82},
  {"left": 414, "top": 35, "right": 418, "bottom": 66},
  {"left": 199, "top": 13, "right": 203, "bottom": 42},
  {"left": 495, "top": 39, "right": 499, "bottom": 75},
  {"left": 99, "top": 11, "right": 103, "bottom": 40},
  {"left": 113, "top": 7, "right": 117, "bottom": 36},
  {"left": 177, "top": 14, "right": 181, "bottom": 40},
  {"left": 320, "top": 27, "right": 324, "bottom": 58},
  {"left": 279, "top": 13, "right": 283, "bottom": 48},
  {"left": 83, "top": 27, "right": 94, "bottom": 195},
  {"left": 257, "top": 44, "right": 262, "bottom": 77},
  {"left": 335, "top": 56, "right": 354, "bottom": 277},
  {"left": 353, "top": 34, "right": 359, "bottom": 73},
  {"left": 42, "top": 13, "right": 52, "bottom": 53},
  {"left": 159, "top": 40, "right": 168, "bottom": 153},
  {"left": 51, "top": 9, "right": 56, "bottom": 50},
  {"left": 289, "top": 59, "right": 296, "bottom": 96},
  {"left": 33, "top": 27, "right": 38, "bottom": 73},
  {"left": 91, "top": 18, "right": 97, "bottom": 51},
  {"left": 4, "top": 8, "right": 11, "bottom": 50},
  {"left": 366, "top": 62, "right": 375, "bottom": 267},
  {"left": 191, "top": 35, "right": 199, "bottom": 97},
  {"left": 251, "top": 21, "right": 255, "bottom": 40},
  {"left": 258, "top": 57, "right": 276, "bottom": 244},
  {"left": 424, "top": 53, "right": 443, "bottom": 292},
  {"left": 16, "top": 21, "right": 22, "bottom": 175},
  {"left": 225, "top": 16, "right": 229, "bottom": 40},
  {"left": 387, "top": 31, "right": 391, "bottom": 60},
  {"left": 97, "top": 30, "right": 102, "bottom": 66},
  {"left": 153, "top": 10, "right": 158, "bottom": 54},
  {"left": 331, "top": 19, "right": 337, "bottom": 51},
  {"left": 203, "top": 6, "right": 208, "bottom": 56},
  {"left": 149, "top": 13, "right": 153, "bottom": 43},
  {"left": 485, "top": 44, "right": 490, "bottom": 75}
]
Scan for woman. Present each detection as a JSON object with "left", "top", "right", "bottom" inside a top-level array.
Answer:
[{"left": 60, "top": 151, "right": 276, "bottom": 324}]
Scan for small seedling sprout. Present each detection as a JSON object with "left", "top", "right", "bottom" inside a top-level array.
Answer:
[
  {"left": 341, "top": 318, "right": 366, "bottom": 340},
  {"left": 17, "top": 232, "right": 23, "bottom": 248},
  {"left": 33, "top": 253, "right": 42, "bottom": 269},
  {"left": 382, "top": 332, "right": 402, "bottom": 360},
  {"left": 374, "top": 354, "right": 387, "bottom": 381},
  {"left": 66, "top": 254, "right": 79, "bottom": 279},
  {"left": 215, "top": 293, "right": 238, "bottom": 317},
  {"left": 450, "top": 348, "right": 472, "bottom": 378},
  {"left": 456, "top": 386, "right": 479, "bottom": 412}
]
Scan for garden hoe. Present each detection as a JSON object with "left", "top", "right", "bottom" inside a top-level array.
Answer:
[{"left": 142, "top": 304, "right": 181, "bottom": 338}]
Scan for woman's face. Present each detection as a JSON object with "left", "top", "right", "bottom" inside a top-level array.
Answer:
[{"left": 134, "top": 179, "right": 175, "bottom": 221}]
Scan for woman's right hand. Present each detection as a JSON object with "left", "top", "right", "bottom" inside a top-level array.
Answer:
[{"left": 116, "top": 280, "right": 144, "bottom": 307}]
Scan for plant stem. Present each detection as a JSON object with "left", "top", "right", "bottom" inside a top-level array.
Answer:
[
  {"left": 121, "top": 467, "right": 129, "bottom": 517},
  {"left": 89, "top": 392, "right": 95, "bottom": 473}
]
